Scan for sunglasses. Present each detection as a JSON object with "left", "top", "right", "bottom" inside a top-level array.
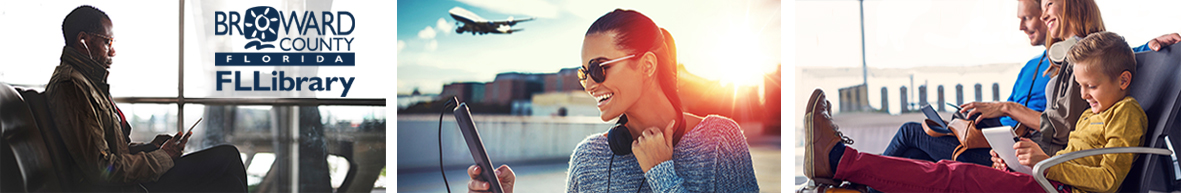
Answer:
[
  {"left": 578, "top": 54, "right": 637, "bottom": 83},
  {"left": 84, "top": 31, "right": 115, "bottom": 48}
]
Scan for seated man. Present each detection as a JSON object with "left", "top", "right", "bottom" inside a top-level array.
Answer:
[
  {"left": 805, "top": 31, "right": 1146, "bottom": 192},
  {"left": 881, "top": 0, "right": 1053, "bottom": 166},
  {"left": 46, "top": 5, "right": 246, "bottom": 192}
]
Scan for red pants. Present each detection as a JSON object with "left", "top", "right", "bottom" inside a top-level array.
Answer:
[{"left": 834, "top": 146, "right": 1071, "bottom": 193}]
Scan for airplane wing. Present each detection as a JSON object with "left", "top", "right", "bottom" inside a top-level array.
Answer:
[{"left": 492, "top": 18, "right": 534, "bottom": 26}]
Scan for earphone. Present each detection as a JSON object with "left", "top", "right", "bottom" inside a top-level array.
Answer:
[{"left": 80, "top": 38, "right": 94, "bottom": 60}]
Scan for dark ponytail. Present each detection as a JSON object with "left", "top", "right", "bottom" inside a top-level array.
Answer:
[{"left": 588, "top": 9, "right": 687, "bottom": 146}]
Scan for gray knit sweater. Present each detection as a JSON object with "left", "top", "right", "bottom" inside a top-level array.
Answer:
[{"left": 565, "top": 115, "right": 759, "bottom": 192}]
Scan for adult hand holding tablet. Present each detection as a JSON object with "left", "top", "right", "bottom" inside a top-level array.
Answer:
[
  {"left": 160, "top": 118, "right": 200, "bottom": 159},
  {"left": 456, "top": 103, "right": 513, "bottom": 193}
]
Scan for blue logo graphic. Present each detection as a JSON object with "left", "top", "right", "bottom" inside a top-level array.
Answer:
[{"left": 243, "top": 6, "right": 279, "bottom": 50}]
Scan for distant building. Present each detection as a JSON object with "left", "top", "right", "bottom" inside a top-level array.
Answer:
[
  {"left": 483, "top": 72, "right": 544, "bottom": 105},
  {"left": 440, "top": 82, "right": 485, "bottom": 103},
  {"left": 545, "top": 67, "right": 584, "bottom": 93},
  {"left": 397, "top": 94, "right": 438, "bottom": 109},
  {"left": 435, "top": 69, "right": 586, "bottom": 112},
  {"left": 532, "top": 91, "right": 599, "bottom": 117}
]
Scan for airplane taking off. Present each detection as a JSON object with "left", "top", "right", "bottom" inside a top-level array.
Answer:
[{"left": 449, "top": 7, "right": 534, "bottom": 35}]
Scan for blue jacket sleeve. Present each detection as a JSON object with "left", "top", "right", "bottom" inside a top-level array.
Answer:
[{"left": 1133, "top": 42, "right": 1152, "bottom": 52}]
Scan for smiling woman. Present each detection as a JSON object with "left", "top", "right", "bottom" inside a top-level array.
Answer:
[{"left": 463, "top": 8, "right": 760, "bottom": 193}]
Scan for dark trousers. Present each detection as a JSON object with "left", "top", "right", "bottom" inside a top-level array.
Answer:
[
  {"left": 142, "top": 145, "right": 248, "bottom": 192},
  {"left": 881, "top": 122, "right": 992, "bottom": 166}
]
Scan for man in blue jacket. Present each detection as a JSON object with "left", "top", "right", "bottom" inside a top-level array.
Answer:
[{"left": 880, "top": 0, "right": 1052, "bottom": 166}]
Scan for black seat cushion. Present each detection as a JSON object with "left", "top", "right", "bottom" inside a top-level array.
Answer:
[{"left": 1121, "top": 43, "right": 1181, "bottom": 192}]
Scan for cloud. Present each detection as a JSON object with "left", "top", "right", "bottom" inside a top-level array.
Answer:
[
  {"left": 397, "top": 40, "right": 406, "bottom": 52},
  {"left": 425, "top": 40, "right": 438, "bottom": 51},
  {"left": 436, "top": 18, "right": 456, "bottom": 35},
  {"left": 418, "top": 26, "right": 437, "bottom": 39},
  {"left": 457, "top": 0, "right": 560, "bottom": 18}
]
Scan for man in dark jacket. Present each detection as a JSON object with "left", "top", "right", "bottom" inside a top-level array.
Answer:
[{"left": 45, "top": 5, "right": 247, "bottom": 192}]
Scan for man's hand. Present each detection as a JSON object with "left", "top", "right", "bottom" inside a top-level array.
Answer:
[
  {"left": 960, "top": 102, "right": 1008, "bottom": 122},
  {"left": 158, "top": 130, "right": 191, "bottom": 159},
  {"left": 633, "top": 121, "right": 675, "bottom": 173},
  {"left": 149, "top": 134, "right": 172, "bottom": 148},
  {"left": 1015, "top": 138, "right": 1051, "bottom": 167},
  {"left": 1149, "top": 33, "right": 1181, "bottom": 51},
  {"left": 467, "top": 164, "right": 515, "bottom": 193},
  {"left": 990, "top": 150, "right": 1009, "bottom": 171}
]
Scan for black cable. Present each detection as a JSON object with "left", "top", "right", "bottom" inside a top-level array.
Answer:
[
  {"left": 439, "top": 98, "right": 457, "bottom": 193},
  {"left": 1015, "top": 54, "right": 1046, "bottom": 130},
  {"left": 1024, "top": 54, "right": 1045, "bottom": 108},
  {"left": 636, "top": 178, "right": 646, "bottom": 193},
  {"left": 608, "top": 154, "right": 615, "bottom": 192}
]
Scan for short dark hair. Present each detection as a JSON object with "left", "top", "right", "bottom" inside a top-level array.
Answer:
[{"left": 62, "top": 5, "right": 111, "bottom": 46}]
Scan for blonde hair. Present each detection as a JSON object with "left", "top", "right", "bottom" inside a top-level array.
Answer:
[
  {"left": 1067, "top": 31, "right": 1135, "bottom": 82},
  {"left": 1044, "top": 0, "right": 1106, "bottom": 77}
]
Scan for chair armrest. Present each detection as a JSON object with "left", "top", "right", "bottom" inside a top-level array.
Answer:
[{"left": 1032, "top": 147, "right": 1173, "bottom": 193}]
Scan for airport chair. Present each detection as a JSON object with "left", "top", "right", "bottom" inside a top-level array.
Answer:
[
  {"left": 1033, "top": 43, "right": 1181, "bottom": 193},
  {"left": 0, "top": 83, "right": 72, "bottom": 192}
]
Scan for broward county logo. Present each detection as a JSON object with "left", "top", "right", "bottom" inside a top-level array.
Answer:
[
  {"left": 211, "top": 6, "right": 358, "bottom": 97},
  {"left": 213, "top": 6, "right": 356, "bottom": 66}
]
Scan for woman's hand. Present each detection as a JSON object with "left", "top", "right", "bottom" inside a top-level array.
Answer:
[
  {"left": 467, "top": 164, "right": 515, "bottom": 193},
  {"left": 1014, "top": 138, "right": 1051, "bottom": 167},
  {"left": 1149, "top": 33, "right": 1181, "bottom": 51},
  {"left": 633, "top": 121, "right": 675, "bottom": 173},
  {"left": 990, "top": 150, "right": 1009, "bottom": 171},
  {"left": 960, "top": 102, "right": 1008, "bottom": 122}
]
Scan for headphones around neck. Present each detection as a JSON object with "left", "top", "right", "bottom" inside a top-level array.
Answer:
[
  {"left": 607, "top": 114, "right": 687, "bottom": 155},
  {"left": 605, "top": 114, "right": 687, "bottom": 192}
]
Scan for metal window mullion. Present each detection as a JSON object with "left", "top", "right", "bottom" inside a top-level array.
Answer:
[{"left": 178, "top": 0, "right": 186, "bottom": 132}]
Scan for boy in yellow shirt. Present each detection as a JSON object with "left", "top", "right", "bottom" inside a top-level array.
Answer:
[{"left": 804, "top": 31, "right": 1146, "bottom": 193}]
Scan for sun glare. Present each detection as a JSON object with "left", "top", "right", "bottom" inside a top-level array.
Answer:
[{"left": 708, "top": 28, "right": 774, "bottom": 88}]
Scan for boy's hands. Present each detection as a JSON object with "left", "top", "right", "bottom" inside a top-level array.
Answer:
[
  {"left": 990, "top": 150, "right": 1009, "bottom": 171},
  {"left": 1014, "top": 138, "right": 1051, "bottom": 167}
]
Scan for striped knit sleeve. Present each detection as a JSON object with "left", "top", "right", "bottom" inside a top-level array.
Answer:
[
  {"left": 566, "top": 134, "right": 594, "bottom": 192},
  {"left": 644, "top": 116, "right": 759, "bottom": 192}
]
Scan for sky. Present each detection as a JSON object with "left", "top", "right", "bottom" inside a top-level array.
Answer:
[
  {"left": 396, "top": 0, "right": 783, "bottom": 94},
  {"left": 797, "top": 0, "right": 1181, "bottom": 69}
]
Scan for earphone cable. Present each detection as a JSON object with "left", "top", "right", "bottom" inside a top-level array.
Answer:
[
  {"left": 439, "top": 99, "right": 455, "bottom": 193},
  {"left": 607, "top": 154, "right": 615, "bottom": 192}
]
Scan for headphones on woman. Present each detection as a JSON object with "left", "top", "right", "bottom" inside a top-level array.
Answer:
[
  {"left": 607, "top": 115, "right": 687, "bottom": 155},
  {"left": 605, "top": 114, "right": 687, "bottom": 192}
]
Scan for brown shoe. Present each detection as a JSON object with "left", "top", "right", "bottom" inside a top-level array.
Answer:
[{"left": 804, "top": 88, "right": 853, "bottom": 185}]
